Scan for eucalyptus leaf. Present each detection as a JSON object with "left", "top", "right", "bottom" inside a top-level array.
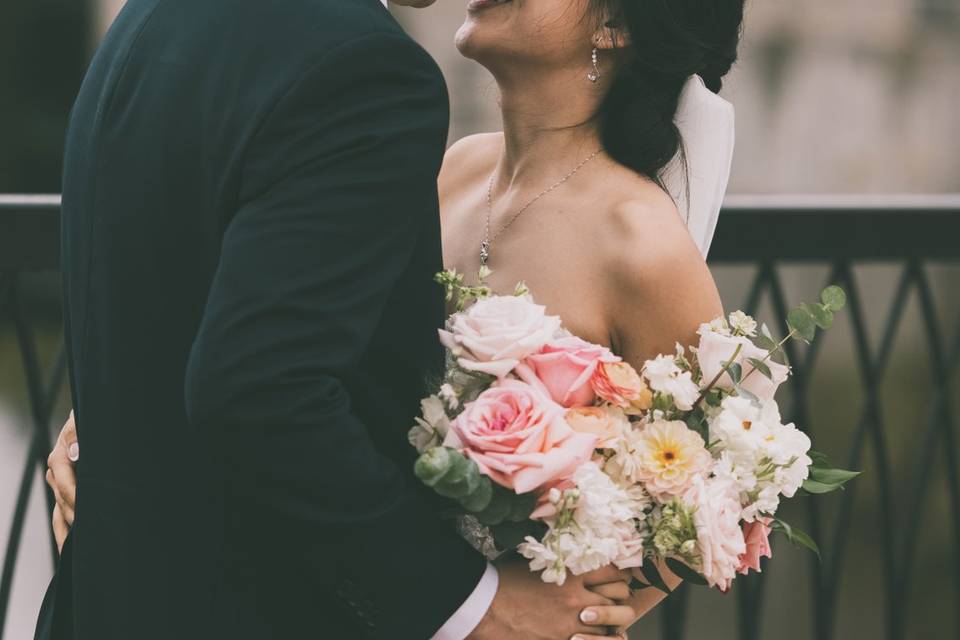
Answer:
[
  {"left": 761, "top": 323, "right": 775, "bottom": 342},
  {"left": 460, "top": 477, "right": 494, "bottom": 512},
  {"left": 746, "top": 357, "right": 773, "bottom": 380},
  {"left": 755, "top": 333, "right": 779, "bottom": 352},
  {"left": 434, "top": 453, "right": 477, "bottom": 499},
  {"left": 665, "top": 558, "right": 708, "bottom": 586},
  {"left": 802, "top": 302, "right": 834, "bottom": 330},
  {"left": 821, "top": 286, "right": 847, "bottom": 311},
  {"left": 414, "top": 447, "right": 454, "bottom": 487},
  {"left": 787, "top": 308, "right": 816, "bottom": 342},
  {"left": 476, "top": 488, "right": 512, "bottom": 526},
  {"left": 727, "top": 362, "right": 743, "bottom": 384}
]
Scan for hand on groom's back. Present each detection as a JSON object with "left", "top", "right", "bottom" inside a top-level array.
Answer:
[{"left": 470, "top": 558, "right": 634, "bottom": 640}]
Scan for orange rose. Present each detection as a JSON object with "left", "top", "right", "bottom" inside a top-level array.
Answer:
[{"left": 591, "top": 361, "right": 653, "bottom": 412}]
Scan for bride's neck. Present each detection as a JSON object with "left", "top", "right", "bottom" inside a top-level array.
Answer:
[{"left": 493, "top": 67, "right": 606, "bottom": 190}]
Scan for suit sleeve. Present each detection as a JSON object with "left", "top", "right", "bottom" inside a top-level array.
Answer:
[{"left": 185, "top": 32, "right": 486, "bottom": 638}]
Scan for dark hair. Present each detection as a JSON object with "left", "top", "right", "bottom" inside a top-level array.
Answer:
[{"left": 592, "top": 0, "right": 745, "bottom": 185}]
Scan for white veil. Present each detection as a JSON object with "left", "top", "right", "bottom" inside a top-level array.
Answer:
[{"left": 661, "top": 75, "right": 736, "bottom": 258}]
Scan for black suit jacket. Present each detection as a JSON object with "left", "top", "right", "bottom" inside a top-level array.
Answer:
[{"left": 37, "top": 1, "right": 485, "bottom": 638}]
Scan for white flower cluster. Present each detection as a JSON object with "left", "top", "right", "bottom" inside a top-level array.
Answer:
[
  {"left": 519, "top": 462, "right": 649, "bottom": 585},
  {"left": 709, "top": 396, "right": 812, "bottom": 521},
  {"left": 642, "top": 353, "right": 700, "bottom": 411}
]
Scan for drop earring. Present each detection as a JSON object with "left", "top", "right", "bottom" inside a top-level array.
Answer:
[{"left": 587, "top": 47, "right": 601, "bottom": 83}]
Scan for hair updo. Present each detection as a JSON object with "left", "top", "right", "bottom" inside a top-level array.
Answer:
[{"left": 591, "top": 0, "right": 745, "bottom": 185}]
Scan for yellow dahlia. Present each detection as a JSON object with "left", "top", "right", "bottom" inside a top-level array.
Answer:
[{"left": 632, "top": 420, "right": 711, "bottom": 497}]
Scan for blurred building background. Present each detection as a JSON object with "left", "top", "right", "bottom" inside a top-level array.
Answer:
[{"left": 1, "top": 1, "right": 958, "bottom": 639}]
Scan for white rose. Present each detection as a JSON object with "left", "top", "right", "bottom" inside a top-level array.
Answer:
[
  {"left": 727, "top": 311, "right": 758, "bottom": 337},
  {"left": 439, "top": 295, "right": 562, "bottom": 378},
  {"left": 696, "top": 325, "right": 790, "bottom": 401}
]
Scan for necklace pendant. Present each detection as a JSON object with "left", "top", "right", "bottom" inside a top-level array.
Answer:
[{"left": 480, "top": 240, "right": 490, "bottom": 266}]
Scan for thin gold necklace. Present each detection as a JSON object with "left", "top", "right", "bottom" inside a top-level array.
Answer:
[{"left": 480, "top": 149, "right": 602, "bottom": 267}]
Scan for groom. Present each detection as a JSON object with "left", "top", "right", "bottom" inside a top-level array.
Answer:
[{"left": 36, "top": 0, "right": 621, "bottom": 639}]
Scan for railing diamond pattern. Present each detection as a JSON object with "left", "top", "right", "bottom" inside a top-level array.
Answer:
[{"left": 0, "top": 195, "right": 958, "bottom": 640}]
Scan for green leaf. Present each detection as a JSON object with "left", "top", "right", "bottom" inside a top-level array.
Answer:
[
  {"left": 787, "top": 307, "right": 816, "bottom": 342},
  {"left": 434, "top": 453, "right": 477, "bottom": 499},
  {"left": 802, "top": 303, "right": 834, "bottom": 330},
  {"left": 727, "top": 362, "right": 743, "bottom": 384},
  {"left": 639, "top": 561, "right": 671, "bottom": 595},
  {"left": 771, "top": 518, "right": 821, "bottom": 559},
  {"left": 821, "top": 286, "right": 847, "bottom": 312},
  {"left": 507, "top": 492, "right": 538, "bottom": 523},
  {"left": 476, "top": 488, "right": 512, "bottom": 526},
  {"left": 414, "top": 447, "right": 454, "bottom": 487},
  {"left": 809, "top": 467, "right": 861, "bottom": 486},
  {"left": 790, "top": 527, "right": 821, "bottom": 558},
  {"left": 460, "top": 477, "right": 494, "bottom": 512},
  {"left": 755, "top": 333, "right": 779, "bottom": 352},
  {"left": 746, "top": 357, "right": 773, "bottom": 380},
  {"left": 665, "top": 558, "right": 708, "bottom": 586},
  {"left": 685, "top": 412, "right": 709, "bottom": 443},
  {"left": 801, "top": 478, "right": 843, "bottom": 494},
  {"left": 808, "top": 450, "right": 832, "bottom": 467}
]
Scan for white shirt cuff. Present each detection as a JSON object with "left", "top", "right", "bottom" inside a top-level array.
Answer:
[{"left": 431, "top": 562, "right": 499, "bottom": 640}]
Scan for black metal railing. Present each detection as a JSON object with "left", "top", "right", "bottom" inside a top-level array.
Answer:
[{"left": 0, "top": 194, "right": 958, "bottom": 640}]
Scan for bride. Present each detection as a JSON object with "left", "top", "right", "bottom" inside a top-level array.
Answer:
[{"left": 46, "top": 0, "right": 744, "bottom": 637}]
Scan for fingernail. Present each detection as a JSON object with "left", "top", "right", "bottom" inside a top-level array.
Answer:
[
  {"left": 580, "top": 609, "right": 598, "bottom": 623},
  {"left": 571, "top": 636, "right": 585, "bottom": 640},
  {"left": 68, "top": 443, "right": 79, "bottom": 462}
]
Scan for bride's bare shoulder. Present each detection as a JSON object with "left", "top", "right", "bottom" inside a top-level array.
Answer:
[
  {"left": 596, "top": 170, "right": 718, "bottom": 304},
  {"left": 597, "top": 172, "right": 701, "bottom": 270},
  {"left": 438, "top": 132, "right": 503, "bottom": 201}
]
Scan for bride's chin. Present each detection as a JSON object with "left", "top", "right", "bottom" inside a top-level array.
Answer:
[{"left": 454, "top": 23, "right": 507, "bottom": 66}]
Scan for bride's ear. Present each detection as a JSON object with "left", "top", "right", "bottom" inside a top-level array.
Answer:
[{"left": 592, "top": 19, "right": 631, "bottom": 51}]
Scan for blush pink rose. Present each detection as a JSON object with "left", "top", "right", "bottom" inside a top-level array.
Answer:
[
  {"left": 515, "top": 336, "right": 620, "bottom": 408},
  {"left": 737, "top": 518, "right": 773, "bottom": 575},
  {"left": 439, "top": 295, "right": 562, "bottom": 379},
  {"left": 445, "top": 380, "right": 597, "bottom": 494}
]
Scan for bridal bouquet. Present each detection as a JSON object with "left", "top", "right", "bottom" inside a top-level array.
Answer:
[{"left": 409, "top": 269, "right": 857, "bottom": 591}]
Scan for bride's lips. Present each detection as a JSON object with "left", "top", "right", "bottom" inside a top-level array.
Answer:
[{"left": 467, "top": 0, "right": 511, "bottom": 13}]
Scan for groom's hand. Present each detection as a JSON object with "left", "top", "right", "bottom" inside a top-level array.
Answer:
[{"left": 470, "top": 556, "right": 629, "bottom": 640}]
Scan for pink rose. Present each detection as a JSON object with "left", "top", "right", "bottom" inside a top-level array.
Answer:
[
  {"left": 697, "top": 326, "right": 790, "bottom": 401},
  {"left": 737, "top": 518, "right": 773, "bottom": 575},
  {"left": 439, "top": 295, "right": 562, "bottom": 378},
  {"left": 684, "top": 476, "right": 746, "bottom": 591},
  {"left": 563, "top": 407, "right": 625, "bottom": 448},
  {"left": 515, "top": 336, "right": 620, "bottom": 407},
  {"left": 591, "top": 361, "right": 653, "bottom": 411},
  {"left": 445, "top": 380, "right": 597, "bottom": 494}
]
